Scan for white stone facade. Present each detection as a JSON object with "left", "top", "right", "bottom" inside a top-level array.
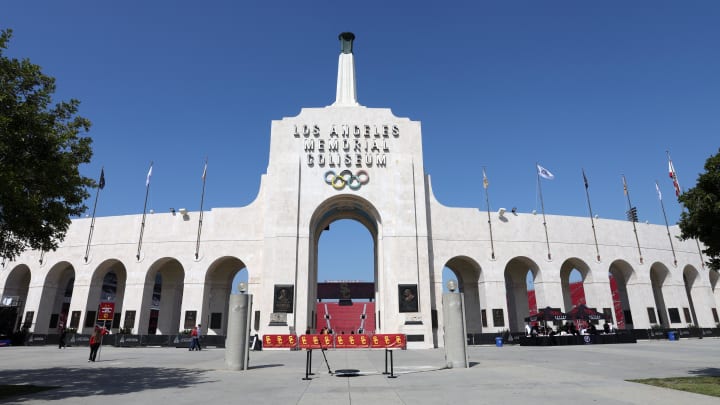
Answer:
[{"left": 1, "top": 34, "right": 718, "bottom": 349}]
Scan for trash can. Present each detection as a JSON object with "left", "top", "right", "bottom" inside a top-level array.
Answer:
[
  {"left": 668, "top": 331, "right": 677, "bottom": 341},
  {"left": 495, "top": 336, "right": 504, "bottom": 347}
]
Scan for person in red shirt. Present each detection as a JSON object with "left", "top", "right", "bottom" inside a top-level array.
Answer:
[{"left": 88, "top": 325, "right": 108, "bottom": 362}]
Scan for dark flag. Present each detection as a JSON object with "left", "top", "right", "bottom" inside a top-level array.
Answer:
[{"left": 99, "top": 169, "right": 106, "bottom": 190}]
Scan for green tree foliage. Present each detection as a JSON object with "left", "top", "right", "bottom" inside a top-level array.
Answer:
[
  {"left": 0, "top": 29, "right": 94, "bottom": 261},
  {"left": 678, "top": 148, "right": 720, "bottom": 271}
]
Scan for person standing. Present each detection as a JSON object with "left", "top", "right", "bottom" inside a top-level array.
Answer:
[
  {"left": 88, "top": 326, "right": 107, "bottom": 362},
  {"left": 195, "top": 324, "right": 202, "bottom": 351},
  {"left": 58, "top": 327, "right": 67, "bottom": 349}
]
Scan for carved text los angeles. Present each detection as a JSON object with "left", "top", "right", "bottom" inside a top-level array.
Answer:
[{"left": 294, "top": 124, "right": 399, "bottom": 168}]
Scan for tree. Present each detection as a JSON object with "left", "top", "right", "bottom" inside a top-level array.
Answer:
[
  {"left": 0, "top": 29, "right": 94, "bottom": 261},
  {"left": 678, "top": 148, "right": 720, "bottom": 271}
]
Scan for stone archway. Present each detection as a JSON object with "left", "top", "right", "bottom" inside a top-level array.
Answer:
[
  {"left": 1, "top": 265, "right": 31, "bottom": 332},
  {"left": 560, "top": 258, "right": 591, "bottom": 311},
  {"left": 85, "top": 259, "right": 127, "bottom": 332},
  {"left": 36, "top": 262, "right": 75, "bottom": 334},
  {"left": 683, "top": 265, "right": 701, "bottom": 326},
  {"left": 202, "top": 256, "right": 247, "bottom": 336},
  {"left": 650, "top": 262, "right": 671, "bottom": 327},
  {"left": 608, "top": 260, "right": 635, "bottom": 329},
  {"left": 307, "top": 195, "right": 381, "bottom": 334},
  {"left": 139, "top": 258, "right": 185, "bottom": 335},
  {"left": 505, "top": 256, "right": 541, "bottom": 332},
  {"left": 443, "top": 256, "right": 484, "bottom": 334}
]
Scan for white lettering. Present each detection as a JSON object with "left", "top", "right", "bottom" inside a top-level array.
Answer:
[
  {"left": 304, "top": 139, "right": 315, "bottom": 152},
  {"left": 328, "top": 139, "right": 339, "bottom": 152},
  {"left": 376, "top": 154, "right": 387, "bottom": 166}
]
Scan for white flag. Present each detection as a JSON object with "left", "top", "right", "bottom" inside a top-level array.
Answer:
[
  {"left": 537, "top": 164, "right": 554, "bottom": 180},
  {"left": 202, "top": 162, "right": 207, "bottom": 181},
  {"left": 146, "top": 164, "right": 153, "bottom": 187},
  {"left": 655, "top": 181, "right": 662, "bottom": 201}
]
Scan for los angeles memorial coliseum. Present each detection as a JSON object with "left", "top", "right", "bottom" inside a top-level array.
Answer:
[{"left": 1, "top": 33, "right": 718, "bottom": 348}]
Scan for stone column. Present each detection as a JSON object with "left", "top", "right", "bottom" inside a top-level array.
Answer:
[
  {"left": 225, "top": 293, "right": 252, "bottom": 370},
  {"left": 442, "top": 292, "right": 468, "bottom": 368}
]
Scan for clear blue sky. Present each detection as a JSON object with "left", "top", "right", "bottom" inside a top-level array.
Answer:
[{"left": 4, "top": 1, "right": 719, "bottom": 284}]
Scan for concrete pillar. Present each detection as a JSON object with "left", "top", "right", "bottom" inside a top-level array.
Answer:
[
  {"left": 442, "top": 292, "right": 468, "bottom": 368},
  {"left": 225, "top": 293, "right": 252, "bottom": 371}
]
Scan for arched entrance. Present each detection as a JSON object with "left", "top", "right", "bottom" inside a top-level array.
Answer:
[
  {"left": 308, "top": 195, "right": 380, "bottom": 334},
  {"left": 683, "top": 265, "right": 701, "bottom": 326},
  {"left": 443, "top": 256, "right": 483, "bottom": 334},
  {"left": 139, "top": 258, "right": 185, "bottom": 334},
  {"left": 36, "top": 262, "right": 75, "bottom": 334},
  {"left": 203, "top": 256, "right": 247, "bottom": 336},
  {"left": 86, "top": 260, "right": 127, "bottom": 332},
  {"left": 1, "top": 265, "right": 31, "bottom": 332},
  {"left": 505, "top": 256, "right": 541, "bottom": 332},
  {"left": 608, "top": 260, "right": 635, "bottom": 329},
  {"left": 560, "top": 259, "right": 590, "bottom": 310},
  {"left": 650, "top": 263, "right": 671, "bottom": 327}
]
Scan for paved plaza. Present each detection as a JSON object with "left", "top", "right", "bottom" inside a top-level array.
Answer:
[{"left": 1, "top": 339, "right": 719, "bottom": 404}]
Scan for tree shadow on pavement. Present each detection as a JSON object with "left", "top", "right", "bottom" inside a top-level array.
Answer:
[
  {"left": 0, "top": 366, "right": 214, "bottom": 402},
  {"left": 688, "top": 368, "right": 720, "bottom": 377}
]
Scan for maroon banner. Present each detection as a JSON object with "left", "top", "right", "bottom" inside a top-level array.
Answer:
[
  {"left": 263, "top": 334, "right": 298, "bottom": 349},
  {"left": 334, "top": 334, "right": 369, "bottom": 348},
  {"left": 97, "top": 302, "right": 115, "bottom": 321},
  {"left": 299, "top": 334, "right": 333, "bottom": 349},
  {"left": 370, "top": 334, "right": 406, "bottom": 349}
]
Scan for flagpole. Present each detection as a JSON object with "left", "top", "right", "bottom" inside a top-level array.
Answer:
[
  {"left": 622, "top": 175, "right": 643, "bottom": 264},
  {"left": 482, "top": 167, "right": 495, "bottom": 260},
  {"left": 582, "top": 169, "right": 601, "bottom": 261},
  {"left": 136, "top": 162, "right": 152, "bottom": 260},
  {"left": 536, "top": 163, "right": 551, "bottom": 260},
  {"left": 656, "top": 180, "right": 677, "bottom": 266},
  {"left": 667, "top": 150, "right": 705, "bottom": 268},
  {"left": 195, "top": 158, "right": 207, "bottom": 260},
  {"left": 84, "top": 168, "right": 104, "bottom": 262}
]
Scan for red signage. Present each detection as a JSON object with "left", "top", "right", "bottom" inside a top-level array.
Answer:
[
  {"left": 370, "top": 334, "right": 407, "bottom": 349},
  {"left": 97, "top": 302, "right": 115, "bottom": 321},
  {"left": 262, "top": 334, "right": 297, "bottom": 349},
  {"left": 298, "top": 334, "right": 333, "bottom": 349},
  {"left": 334, "top": 334, "right": 369, "bottom": 348}
]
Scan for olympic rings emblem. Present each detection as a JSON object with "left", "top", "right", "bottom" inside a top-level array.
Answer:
[{"left": 324, "top": 170, "right": 369, "bottom": 190}]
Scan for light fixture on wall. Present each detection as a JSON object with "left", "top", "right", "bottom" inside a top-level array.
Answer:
[
  {"left": 170, "top": 208, "right": 176, "bottom": 214},
  {"left": 447, "top": 279, "right": 457, "bottom": 293},
  {"left": 178, "top": 208, "right": 188, "bottom": 216},
  {"left": 498, "top": 207, "right": 506, "bottom": 218},
  {"left": 238, "top": 282, "right": 247, "bottom": 294}
]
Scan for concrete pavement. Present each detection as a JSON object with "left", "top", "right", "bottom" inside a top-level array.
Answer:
[{"left": 1, "top": 338, "right": 719, "bottom": 404}]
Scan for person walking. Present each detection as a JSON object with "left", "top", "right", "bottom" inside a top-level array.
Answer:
[
  {"left": 189, "top": 326, "right": 198, "bottom": 351},
  {"left": 194, "top": 324, "right": 202, "bottom": 351}
]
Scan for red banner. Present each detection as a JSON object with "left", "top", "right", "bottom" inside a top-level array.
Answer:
[
  {"left": 97, "top": 302, "right": 115, "bottom": 321},
  {"left": 334, "top": 334, "right": 369, "bottom": 348},
  {"left": 370, "top": 334, "right": 406, "bottom": 349},
  {"left": 263, "top": 334, "right": 297, "bottom": 349},
  {"left": 298, "top": 334, "right": 333, "bottom": 349}
]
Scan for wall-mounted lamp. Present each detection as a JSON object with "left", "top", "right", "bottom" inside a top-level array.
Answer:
[
  {"left": 170, "top": 208, "right": 176, "bottom": 215},
  {"left": 511, "top": 207, "right": 517, "bottom": 214},
  {"left": 237, "top": 282, "right": 248, "bottom": 294},
  {"left": 532, "top": 209, "right": 537, "bottom": 215},
  {"left": 594, "top": 214, "right": 599, "bottom": 219},
  {"left": 498, "top": 207, "right": 506, "bottom": 218},
  {"left": 149, "top": 209, "right": 154, "bottom": 214},
  {"left": 447, "top": 279, "right": 457, "bottom": 293},
  {"left": 178, "top": 208, "right": 188, "bottom": 216}
]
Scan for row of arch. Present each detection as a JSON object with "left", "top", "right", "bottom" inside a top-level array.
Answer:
[
  {"left": 2, "top": 256, "right": 247, "bottom": 335},
  {"left": 4, "top": 252, "right": 718, "bottom": 338},
  {"left": 443, "top": 255, "right": 720, "bottom": 333}
]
